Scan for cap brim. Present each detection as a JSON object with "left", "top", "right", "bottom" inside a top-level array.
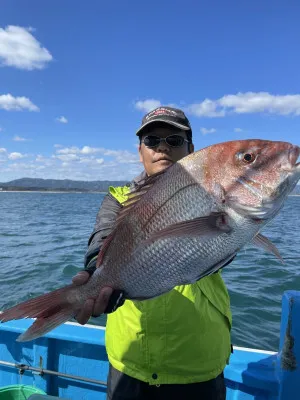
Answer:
[{"left": 136, "top": 119, "right": 190, "bottom": 136}]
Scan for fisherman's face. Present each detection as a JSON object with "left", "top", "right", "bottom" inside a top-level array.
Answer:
[{"left": 138, "top": 125, "right": 194, "bottom": 176}]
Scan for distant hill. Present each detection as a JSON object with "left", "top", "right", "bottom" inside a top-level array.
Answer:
[
  {"left": 0, "top": 177, "right": 299, "bottom": 194},
  {"left": 0, "top": 178, "right": 129, "bottom": 192}
]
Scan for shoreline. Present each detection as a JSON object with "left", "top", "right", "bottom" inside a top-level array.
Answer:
[{"left": 0, "top": 190, "right": 107, "bottom": 194}]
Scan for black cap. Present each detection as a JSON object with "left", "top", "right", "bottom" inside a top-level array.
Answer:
[{"left": 136, "top": 106, "right": 192, "bottom": 137}]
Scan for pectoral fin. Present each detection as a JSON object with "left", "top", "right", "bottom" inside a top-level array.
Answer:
[
  {"left": 252, "top": 233, "right": 284, "bottom": 264},
  {"left": 142, "top": 212, "right": 232, "bottom": 245}
]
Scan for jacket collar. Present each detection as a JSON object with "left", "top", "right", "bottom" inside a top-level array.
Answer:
[{"left": 130, "top": 170, "right": 148, "bottom": 190}]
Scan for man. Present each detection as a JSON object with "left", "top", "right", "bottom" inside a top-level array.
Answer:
[{"left": 73, "top": 106, "right": 232, "bottom": 399}]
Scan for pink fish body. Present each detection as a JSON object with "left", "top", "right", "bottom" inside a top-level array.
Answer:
[{"left": 1, "top": 139, "right": 299, "bottom": 341}]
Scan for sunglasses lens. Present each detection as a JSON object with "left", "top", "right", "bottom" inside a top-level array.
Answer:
[
  {"left": 166, "top": 135, "right": 185, "bottom": 147},
  {"left": 143, "top": 136, "right": 160, "bottom": 147},
  {"left": 143, "top": 135, "right": 186, "bottom": 148}
]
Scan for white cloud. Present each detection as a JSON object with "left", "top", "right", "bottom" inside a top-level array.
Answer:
[
  {"left": 0, "top": 127, "right": 3, "bottom": 132},
  {"left": 219, "top": 92, "right": 292, "bottom": 114},
  {"left": 102, "top": 149, "right": 120, "bottom": 156},
  {"left": 55, "top": 153, "right": 80, "bottom": 162},
  {"left": 0, "top": 94, "right": 39, "bottom": 111},
  {"left": 0, "top": 148, "right": 7, "bottom": 153},
  {"left": 234, "top": 128, "right": 243, "bottom": 132},
  {"left": 8, "top": 152, "right": 26, "bottom": 160},
  {"left": 78, "top": 157, "right": 93, "bottom": 164},
  {"left": 0, "top": 25, "right": 53, "bottom": 70},
  {"left": 56, "top": 146, "right": 81, "bottom": 155},
  {"left": 81, "top": 146, "right": 100, "bottom": 155},
  {"left": 187, "top": 92, "right": 300, "bottom": 117},
  {"left": 55, "top": 145, "right": 140, "bottom": 164},
  {"left": 136, "top": 92, "right": 300, "bottom": 119},
  {"left": 200, "top": 127, "right": 216, "bottom": 135},
  {"left": 13, "top": 135, "right": 28, "bottom": 142},
  {"left": 0, "top": 143, "right": 143, "bottom": 181},
  {"left": 187, "top": 100, "right": 225, "bottom": 117},
  {"left": 135, "top": 99, "right": 162, "bottom": 113},
  {"left": 113, "top": 150, "right": 139, "bottom": 164},
  {"left": 5, "top": 161, "right": 37, "bottom": 171},
  {"left": 56, "top": 116, "right": 68, "bottom": 124}
]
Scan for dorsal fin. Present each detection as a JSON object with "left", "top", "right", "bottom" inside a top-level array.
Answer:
[
  {"left": 96, "top": 169, "right": 167, "bottom": 267},
  {"left": 122, "top": 170, "right": 166, "bottom": 207}
]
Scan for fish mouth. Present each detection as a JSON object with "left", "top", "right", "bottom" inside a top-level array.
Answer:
[
  {"left": 276, "top": 146, "right": 300, "bottom": 199},
  {"left": 281, "top": 145, "right": 300, "bottom": 173},
  {"left": 289, "top": 145, "right": 300, "bottom": 166},
  {"left": 255, "top": 145, "right": 300, "bottom": 219}
]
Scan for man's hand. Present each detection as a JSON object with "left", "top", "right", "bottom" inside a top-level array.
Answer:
[{"left": 72, "top": 271, "right": 114, "bottom": 325}]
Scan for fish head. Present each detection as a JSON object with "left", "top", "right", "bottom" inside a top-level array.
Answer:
[{"left": 188, "top": 139, "right": 300, "bottom": 220}]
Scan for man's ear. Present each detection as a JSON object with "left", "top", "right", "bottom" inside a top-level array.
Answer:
[
  {"left": 188, "top": 143, "right": 194, "bottom": 154},
  {"left": 138, "top": 145, "right": 143, "bottom": 162}
]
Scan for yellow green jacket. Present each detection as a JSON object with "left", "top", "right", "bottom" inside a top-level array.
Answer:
[{"left": 105, "top": 184, "right": 232, "bottom": 385}]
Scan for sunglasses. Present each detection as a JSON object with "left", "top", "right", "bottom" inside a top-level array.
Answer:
[{"left": 141, "top": 135, "right": 190, "bottom": 148}]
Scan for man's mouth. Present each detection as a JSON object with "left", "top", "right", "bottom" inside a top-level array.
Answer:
[{"left": 154, "top": 158, "right": 173, "bottom": 163}]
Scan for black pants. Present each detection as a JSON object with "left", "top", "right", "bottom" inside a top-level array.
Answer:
[{"left": 107, "top": 364, "right": 226, "bottom": 400}]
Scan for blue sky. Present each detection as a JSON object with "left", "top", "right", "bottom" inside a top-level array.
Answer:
[{"left": 0, "top": 0, "right": 300, "bottom": 182}]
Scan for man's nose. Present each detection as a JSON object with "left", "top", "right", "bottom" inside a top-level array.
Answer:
[{"left": 156, "top": 139, "right": 170, "bottom": 152}]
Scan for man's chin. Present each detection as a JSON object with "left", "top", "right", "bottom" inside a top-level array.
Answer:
[{"left": 152, "top": 160, "right": 173, "bottom": 173}]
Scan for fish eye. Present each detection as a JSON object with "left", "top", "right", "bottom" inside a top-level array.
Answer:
[
  {"left": 243, "top": 153, "right": 255, "bottom": 163},
  {"left": 237, "top": 152, "right": 256, "bottom": 164}
]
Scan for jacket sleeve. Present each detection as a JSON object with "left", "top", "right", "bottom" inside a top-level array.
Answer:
[{"left": 84, "top": 193, "right": 122, "bottom": 274}]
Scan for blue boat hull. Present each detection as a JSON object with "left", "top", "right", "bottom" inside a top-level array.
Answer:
[{"left": 1, "top": 290, "right": 299, "bottom": 399}]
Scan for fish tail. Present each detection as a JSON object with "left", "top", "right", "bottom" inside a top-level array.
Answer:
[{"left": 0, "top": 284, "right": 78, "bottom": 342}]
